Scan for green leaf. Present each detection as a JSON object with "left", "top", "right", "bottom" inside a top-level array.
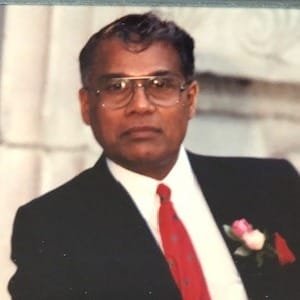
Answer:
[
  {"left": 234, "top": 246, "right": 252, "bottom": 257},
  {"left": 223, "top": 225, "right": 231, "bottom": 237}
]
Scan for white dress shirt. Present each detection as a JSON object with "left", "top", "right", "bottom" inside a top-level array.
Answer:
[{"left": 106, "top": 146, "right": 248, "bottom": 300}]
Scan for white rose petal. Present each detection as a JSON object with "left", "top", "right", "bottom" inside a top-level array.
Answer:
[{"left": 242, "top": 229, "right": 266, "bottom": 250}]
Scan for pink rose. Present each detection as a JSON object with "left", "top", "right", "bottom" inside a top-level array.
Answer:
[
  {"left": 242, "top": 229, "right": 266, "bottom": 250},
  {"left": 231, "top": 218, "right": 253, "bottom": 238}
]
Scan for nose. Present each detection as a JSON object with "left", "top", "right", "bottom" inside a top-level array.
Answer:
[{"left": 124, "top": 83, "right": 155, "bottom": 115}]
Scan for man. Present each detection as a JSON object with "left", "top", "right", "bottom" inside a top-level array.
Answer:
[{"left": 9, "top": 12, "right": 300, "bottom": 300}]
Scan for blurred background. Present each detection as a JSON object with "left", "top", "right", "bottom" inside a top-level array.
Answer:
[{"left": 0, "top": 5, "right": 300, "bottom": 299}]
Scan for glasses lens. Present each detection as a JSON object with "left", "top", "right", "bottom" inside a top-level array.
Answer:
[
  {"left": 147, "top": 76, "right": 182, "bottom": 106},
  {"left": 98, "top": 78, "right": 131, "bottom": 107}
]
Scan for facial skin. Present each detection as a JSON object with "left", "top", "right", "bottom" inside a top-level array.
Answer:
[{"left": 79, "top": 38, "right": 198, "bottom": 180}]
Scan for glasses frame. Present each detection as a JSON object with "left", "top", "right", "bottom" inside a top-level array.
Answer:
[{"left": 86, "top": 74, "right": 190, "bottom": 109}]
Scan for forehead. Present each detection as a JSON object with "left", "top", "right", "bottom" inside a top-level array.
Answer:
[{"left": 91, "top": 38, "right": 182, "bottom": 78}]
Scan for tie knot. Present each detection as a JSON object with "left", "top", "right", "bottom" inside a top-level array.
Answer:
[{"left": 156, "top": 183, "right": 171, "bottom": 202}]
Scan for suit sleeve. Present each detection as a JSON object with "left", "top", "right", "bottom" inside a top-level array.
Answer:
[
  {"left": 9, "top": 207, "right": 39, "bottom": 299},
  {"left": 8, "top": 206, "right": 76, "bottom": 300},
  {"left": 8, "top": 207, "right": 51, "bottom": 299}
]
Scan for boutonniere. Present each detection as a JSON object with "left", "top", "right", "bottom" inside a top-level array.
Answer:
[{"left": 223, "top": 218, "right": 296, "bottom": 267}]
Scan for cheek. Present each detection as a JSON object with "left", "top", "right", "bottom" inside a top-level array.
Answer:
[
  {"left": 89, "top": 110, "right": 121, "bottom": 146},
  {"left": 164, "top": 107, "right": 191, "bottom": 139}
]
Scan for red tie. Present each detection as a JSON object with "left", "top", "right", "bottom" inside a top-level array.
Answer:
[{"left": 157, "top": 183, "right": 211, "bottom": 300}]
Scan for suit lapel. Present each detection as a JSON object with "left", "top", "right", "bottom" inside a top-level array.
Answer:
[{"left": 188, "top": 152, "right": 238, "bottom": 233}]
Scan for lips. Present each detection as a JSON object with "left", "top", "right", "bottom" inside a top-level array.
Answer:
[{"left": 121, "top": 126, "right": 162, "bottom": 139}]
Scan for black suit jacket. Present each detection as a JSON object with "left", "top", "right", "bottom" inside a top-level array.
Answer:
[{"left": 8, "top": 152, "right": 300, "bottom": 300}]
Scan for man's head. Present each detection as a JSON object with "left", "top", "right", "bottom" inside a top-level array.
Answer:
[
  {"left": 79, "top": 12, "right": 199, "bottom": 179},
  {"left": 79, "top": 12, "right": 195, "bottom": 87}
]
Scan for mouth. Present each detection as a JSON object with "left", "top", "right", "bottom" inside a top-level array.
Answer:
[{"left": 121, "top": 126, "right": 162, "bottom": 139}]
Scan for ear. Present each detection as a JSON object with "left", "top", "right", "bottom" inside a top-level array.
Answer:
[
  {"left": 186, "top": 80, "right": 199, "bottom": 119},
  {"left": 79, "top": 88, "right": 91, "bottom": 125}
]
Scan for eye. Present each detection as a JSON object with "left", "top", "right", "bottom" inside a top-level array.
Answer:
[
  {"left": 102, "top": 79, "right": 128, "bottom": 93},
  {"left": 150, "top": 76, "right": 177, "bottom": 89}
]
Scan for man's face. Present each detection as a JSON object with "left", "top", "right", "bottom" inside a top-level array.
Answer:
[{"left": 79, "top": 38, "right": 198, "bottom": 177}]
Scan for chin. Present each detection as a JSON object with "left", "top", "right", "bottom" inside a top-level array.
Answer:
[
  {"left": 107, "top": 142, "right": 177, "bottom": 165},
  {"left": 129, "top": 150, "right": 161, "bottom": 162},
  {"left": 126, "top": 146, "right": 176, "bottom": 165}
]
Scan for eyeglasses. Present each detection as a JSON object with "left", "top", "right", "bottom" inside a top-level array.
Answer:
[{"left": 86, "top": 74, "right": 188, "bottom": 109}]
